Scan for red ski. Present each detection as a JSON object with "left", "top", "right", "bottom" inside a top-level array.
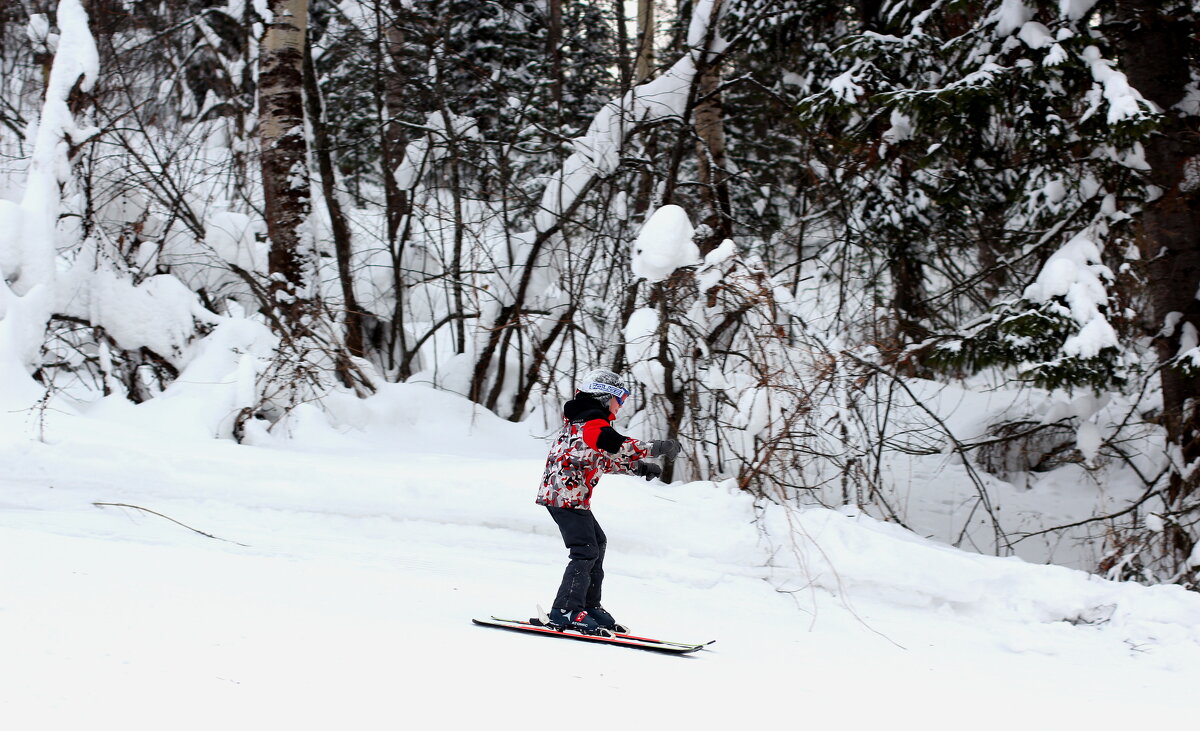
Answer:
[{"left": 472, "top": 616, "right": 714, "bottom": 655}]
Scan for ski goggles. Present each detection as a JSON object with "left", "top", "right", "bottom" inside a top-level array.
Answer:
[{"left": 584, "top": 382, "right": 631, "bottom": 405}]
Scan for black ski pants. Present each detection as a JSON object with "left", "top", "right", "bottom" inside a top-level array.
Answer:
[{"left": 547, "top": 506, "right": 607, "bottom": 612}]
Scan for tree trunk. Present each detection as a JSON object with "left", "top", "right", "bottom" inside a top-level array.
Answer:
[
  {"left": 858, "top": 0, "right": 885, "bottom": 31},
  {"left": 888, "top": 233, "right": 930, "bottom": 347},
  {"left": 382, "top": 0, "right": 414, "bottom": 375},
  {"left": 613, "top": 0, "right": 632, "bottom": 91},
  {"left": 547, "top": 0, "right": 563, "bottom": 110},
  {"left": 1112, "top": 1, "right": 1200, "bottom": 564},
  {"left": 382, "top": 1, "right": 411, "bottom": 247},
  {"left": 635, "top": 0, "right": 654, "bottom": 83},
  {"left": 468, "top": 175, "right": 600, "bottom": 404},
  {"left": 693, "top": 33, "right": 732, "bottom": 254},
  {"left": 258, "top": 0, "right": 313, "bottom": 328},
  {"left": 303, "top": 38, "right": 363, "bottom": 357},
  {"left": 629, "top": 0, "right": 658, "bottom": 216}
]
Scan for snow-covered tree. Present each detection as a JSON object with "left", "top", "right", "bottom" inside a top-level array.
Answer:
[
  {"left": 1103, "top": 0, "right": 1200, "bottom": 583},
  {"left": 6, "top": 0, "right": 1200, "bottom": 587},
  {"left": 794, "top": 0, "right": 1199, "bottom": 583},
  {"left": 0, "top": 0, "right": 99, "bottom": 402}
]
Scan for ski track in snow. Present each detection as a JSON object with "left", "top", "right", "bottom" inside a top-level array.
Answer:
[{"left": 2, "top": 400, "right": 1200, "bottom": 729}]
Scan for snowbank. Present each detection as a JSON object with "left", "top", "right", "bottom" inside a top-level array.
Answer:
[{"left": 1, "top": 379, "right": 1199, "bottom": 727}]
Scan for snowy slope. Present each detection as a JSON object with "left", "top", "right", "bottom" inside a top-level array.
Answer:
[{"left": 2, "top": 384, "right": 1199, "bottom": 730}]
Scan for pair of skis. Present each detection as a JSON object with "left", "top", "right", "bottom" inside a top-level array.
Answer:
[{"left": 472, "top": 615, "right": 714, "bottom": 655}]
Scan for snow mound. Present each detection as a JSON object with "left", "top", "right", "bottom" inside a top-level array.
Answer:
[{"left": 2, "top": 384, "right": 1199, "bottom": 727}]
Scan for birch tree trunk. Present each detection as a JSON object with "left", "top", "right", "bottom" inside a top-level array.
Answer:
[
  {"left": 258, "top": 0, "right": 313, "bottom": 329},
  {"left": 635, "top": 0, "right": 654, "bottom": 83},
  {"left": 693, "top": 19, "right": 731, "bottom": 253}
]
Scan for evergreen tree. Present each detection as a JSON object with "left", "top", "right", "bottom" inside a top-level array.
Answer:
[
  {"left": 798, "top": 0, "right": 1199, "bottom": 583},
  {"left": 1105, "top": 0, "right": 1200, "bottom": 583},
  {"left": 799, "top": 0, "right": 1154, "bottom": 385}
]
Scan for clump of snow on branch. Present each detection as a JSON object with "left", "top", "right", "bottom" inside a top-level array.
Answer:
[
  {"left": 623, "top": 307, "right": 663, "bottom": 393},
  {"left": 1175, "top": 322, "right": 1200, "bottom": 376},
  {"left": 829, "top": 69, "right": 866, "bottom": 103},
  {"left": 993, "top": 0, "right": 1035, "bottom": 37},
  {"left": 1021, "top": 232, "right": 1119, "bottom": 360},
  {"left": 393, "top": 111, "right": 480, "bottom": 190},
  {"left": 58, "top": 263, "right": 219, "bottom": 369},
  {"left": 631, "top": 204, "right": 701, "bottom": 282},
  {"left": 1017, "top": 21, "right": 1054, "bottom": 50},
  {"left": 1059, "top": 0, "right": 1101, "bottom": 21},
  {"left": 1080, "top": 46, "right": 1153, "bottom": 130}
]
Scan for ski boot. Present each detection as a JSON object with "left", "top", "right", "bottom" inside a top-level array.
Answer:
[
  {"left": 545, "top": 608, "right": 612, "bottom": 636},
  {"left": 586, "top": 606, "right": 628, "bottom": 634}
]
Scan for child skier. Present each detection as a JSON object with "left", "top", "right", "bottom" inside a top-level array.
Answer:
[{"left": 536, "top": 368, "right": 681, "bottom": 635}]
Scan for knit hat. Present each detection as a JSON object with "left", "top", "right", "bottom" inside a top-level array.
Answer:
[{"left": 578, "top": 368, "right": 631, "bottom": 405}]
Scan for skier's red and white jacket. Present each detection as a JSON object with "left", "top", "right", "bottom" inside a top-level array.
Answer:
[{"left": 536, "top": 396, "right": 651, "bottom": 510}]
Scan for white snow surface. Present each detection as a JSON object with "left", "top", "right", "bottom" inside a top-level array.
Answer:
[{"left": 2, "top": 381, "right": 1200, "bottom": 729}]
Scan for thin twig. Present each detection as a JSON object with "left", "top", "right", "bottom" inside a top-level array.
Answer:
[
  {"left": 1009, "top": 481, "right": 1166, "bottom": 543},
  {"left": 842, "top": 352, "right": 1013, "bottom": 555},
  {"left": 93, "top": 502, "right": 251, "bottom": 547}
]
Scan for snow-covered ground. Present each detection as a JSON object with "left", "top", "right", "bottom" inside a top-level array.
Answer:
[{"left": 3, "top": 384, "right": 1199, "bottom": 730}]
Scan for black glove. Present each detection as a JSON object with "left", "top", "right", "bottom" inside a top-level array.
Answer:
[
  {"left": 634, "top": 461, "right": 663, "bottom": 482},
  {"left": 649, "top": 439, "right": 681, "bottom": 460}
]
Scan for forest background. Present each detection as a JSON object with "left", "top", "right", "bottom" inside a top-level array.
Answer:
[{"left": 1, "top": 0, "right": 1198, "bottom": 587}]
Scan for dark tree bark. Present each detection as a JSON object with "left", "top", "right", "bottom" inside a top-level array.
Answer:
[
  {"left": 377, "top": 0, "right": 415, "bottom": 376},
  {"left": 1112, "top": 1, "right": 1200, "bottom": 560},
  {"left": 613, "top": 0, "right": 633, "bottom": 91},
  {"left": 857, "top": 0, "right": 885, "bottom": 31},
  {"left": 258, "top": 0, "right": 313, "bottom": 328},
  {"left": 547, "top": 0, "right": 563, "bottom": 109},
  {"left": 382, "top": 0, "right": 411, "bottom": 248},
  {"left": 303, "top": 35, "right": 363, "bottom": 357}
]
